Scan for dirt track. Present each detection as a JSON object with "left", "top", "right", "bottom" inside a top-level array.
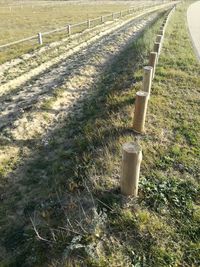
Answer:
[{"left": 0, "top": 8, "right": 165, "bottom": 172}]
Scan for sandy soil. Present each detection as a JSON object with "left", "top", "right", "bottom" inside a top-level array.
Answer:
[{"left": 0, "top": 4, "right": 172, "bottom": 174}]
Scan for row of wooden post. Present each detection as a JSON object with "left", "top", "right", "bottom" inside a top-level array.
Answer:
[
  {"left": 120, "top": 6, "right": 176, "bottom": 197},
  {"left": 37, "top": 12, "right": 123, "bottom": 45},
  {"left": 36, "top": 4, "right": 158, "bottom": 46}
]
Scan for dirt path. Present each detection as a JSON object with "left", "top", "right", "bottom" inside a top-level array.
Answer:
[
  {"left": 0, "top": 10, "right": 164, "bottom": 177},
  {"left": 0, "top": 13, "right": 160, "bottom": 133}
]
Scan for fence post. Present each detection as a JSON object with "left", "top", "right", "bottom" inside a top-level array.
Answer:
[
  {"left": 156, "top": 34, "right": 163, "bottom": 43},
  {"left": 143, "top": 66, "right": 153, "bottom": 94},
  {"left": 101, "top": 16, "right": 104, "bottom": 23},
  {"left": 38, "top": 32, "right": 43, "bottom": 45},
  {"left": 87, "top": 19, "right": 91, "bottom": 28},
  {"left": 121, "top": 142, "right": 142, "bottom": 196},
  {"left": 160, "top": 26, "right": 165, "bottom": 32},
  {"left": 133, "top": 91, "right": 149, "bottom": 133},
  {"left": 68, "top": 24, "right": 71, "bottom": 35},
  {"left": 112, "top": 13, "right": 114, "bottom": 20},
  {"left": 149, "top": 52, "right": 157, "bottom": 79},
  {"left": 154, "top": 42, "right": 160, "bottom": 55},
  {"left": 159, "top": 29, "right": 164, "bottom": 36}
]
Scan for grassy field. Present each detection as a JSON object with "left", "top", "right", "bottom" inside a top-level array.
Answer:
[
  {"left": 0, "top": 1, "right": 199, "bottom": 267},
  {"left": 0, "top": 1, "right": 133, "bottom": 45},
  {"left": 0, "top": 1, "right": 160, "bottom": 64}
]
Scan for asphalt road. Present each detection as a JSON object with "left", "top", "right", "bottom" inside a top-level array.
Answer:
[{"left": 187, "top": 1, "right": 200, "bottom": 60}]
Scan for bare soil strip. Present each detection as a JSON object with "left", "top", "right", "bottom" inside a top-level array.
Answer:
[{"left": 0, "top": 11, "right": 164, "bottom": 176}]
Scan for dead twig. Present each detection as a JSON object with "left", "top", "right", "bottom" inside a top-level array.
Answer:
[{"left": 30, "top": 216, "right": 54, "bottom": 244}]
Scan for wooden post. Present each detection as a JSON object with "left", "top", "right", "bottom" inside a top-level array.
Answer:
[
  {"left": 112, "top": 13, "right": 114, "bottom": 20},
  {"left": 133, "top": 91, "right": 149, "bottom": 133},
  {"left": 154, "top": 42, "right": 160, "bottom": 55},
  {"left": 156, "top": 34, "right": 163, "bottom": 43},
  {"left": 38, "top": 32, "right": 43, "bottom": 45},
  {"left": 143, "top": 66, "right": 153, "bottom": 94},
  {"left": 101, "top": 16, "right": 104, "bottom": 23},
  {"left": 149, "top": 52, "right": 157, "bottom": 79},
  {"left": 68, "top": 24, "right": 71, "bottom": 35},
  {"left": 160, "top": 26, "right": 165, "bottom": 32},
  {"left": 158, "top": 30, "right": 164, "bottom": 36},
  {"left": 121, "top": 142, "right": 142, "bottom": 196},
  {"left": 87, "top": 19, "right": 91, "bottom": 28}
]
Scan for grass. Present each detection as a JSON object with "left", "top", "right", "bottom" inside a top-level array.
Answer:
[{"left": 0, "top": 2, "right": 200, "bottom": 267}]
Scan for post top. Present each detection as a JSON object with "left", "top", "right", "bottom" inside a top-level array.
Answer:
[
  {"left": 136, "top": 91, "right": 149, "bottom": 97},
  {"left": 144, "top": 66, "right": 153, "bottom": 71},
  {"left": 123, "top": 142, "right": 142, "bottom": 153},
  {"left": 150, "top": 51, "right": 157, "bottom": 55}
]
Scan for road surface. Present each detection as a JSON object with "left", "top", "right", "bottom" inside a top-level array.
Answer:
[{"left": 187, "top": 1, "right": 200, "bottom": 60}]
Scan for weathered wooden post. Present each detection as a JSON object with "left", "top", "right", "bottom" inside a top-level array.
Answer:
[
  {"left": 143, "top": 66, "right": 153, "bottom": 94},
  {"left": 68, "top": 24, "right": 71, "bottom": 35},
  {"left": 149, "top": 52, "right": 157, "bottom": 78},
  {"left": 101, "top": 16, "right": 104, "bottom": 23},
  {"left": 133, "top": 91, "right": 149, "bottom": 133},
  {"left": 121, "top": 142, "right": 142, "bottom": 196},
  {"left": 112, "top": 13, "right": 114, "bottom": 20},
  {"left": 38, "top": 32, "right": 43, "bottom": 45}
]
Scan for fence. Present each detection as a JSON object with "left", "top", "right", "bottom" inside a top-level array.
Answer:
[
  {"left": 0, "top": 1, "right": 171, "bottom": 50},
  {"left": 120, "top": 4, "right": 176, "bottom": 196}
]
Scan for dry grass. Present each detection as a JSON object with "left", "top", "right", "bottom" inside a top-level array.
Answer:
[
  {"left": 0, "top": 2, "right": 133, "bottom": 45},
  {"left": 0, "top": 1, "right": 160, "bottom": 63}
]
